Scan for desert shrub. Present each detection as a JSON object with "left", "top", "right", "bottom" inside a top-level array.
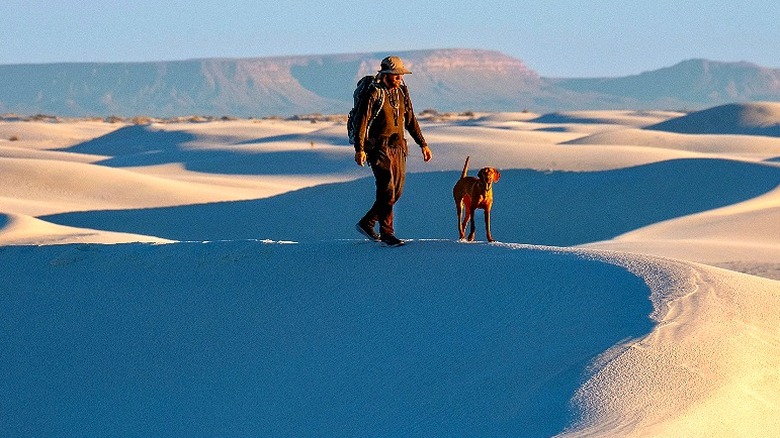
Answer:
[
  {"left": 9, "top": 135, "right": 19, "bottom": 141},
  {"left": 286, "top": 114, "right": 327, "bottom": 122}
]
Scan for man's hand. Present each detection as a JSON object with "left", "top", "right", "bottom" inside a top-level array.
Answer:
[
  {"left": 355, "top": 151, "right": 367, "bottom": 167},
  {"left": 421, "top": 146, "right": 433, "bottom": 162}
]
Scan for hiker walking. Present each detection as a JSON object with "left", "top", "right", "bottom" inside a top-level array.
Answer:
[{"left": 352, "top": 55, "right": 433, "bottom": 246}]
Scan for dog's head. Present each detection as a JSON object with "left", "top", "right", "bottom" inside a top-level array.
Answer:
[{"left": 478, "top": 167, "right": 501, "bottom": 186}]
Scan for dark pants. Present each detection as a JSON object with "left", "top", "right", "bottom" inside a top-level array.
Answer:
[{"left": 361, "top": 147, "right": 407, "bottom": 236}]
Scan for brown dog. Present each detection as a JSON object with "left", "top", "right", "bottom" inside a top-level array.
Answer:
[{"left": 453, "top": 156, "right": 501, "bottom": 242}]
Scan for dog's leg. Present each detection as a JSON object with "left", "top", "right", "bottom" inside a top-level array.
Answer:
[
  {"left": 456, "top": 199, "right": 465, "bottom": 240},
  {"left": 461, "top": 210, "right": 472, "bottom": 241},
  {"left": 467, "top": 207, "right": 477, "bottom": 241},
  {"left": 485, "top": 205, "right": 494, "bottom": 242},
  {"left": 461, "top": 207, "right": 473, "bottom": 241}
]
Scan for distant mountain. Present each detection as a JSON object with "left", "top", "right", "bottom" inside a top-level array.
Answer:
[
  {"left": 0, "top": 57, "right": 343, "bottom": 117},
  {"left": 1, "top": 50, "right": 779, "bottom": 117},
  {"left": 551, "top": 59, "right": 780, "bottom": 110}
]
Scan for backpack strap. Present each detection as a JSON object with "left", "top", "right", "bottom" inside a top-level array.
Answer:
[
  {"left": 400, "top": 81, "right": 413, "bottom": 117},
  {"left": 367, "top": 84, "right": 385, "bottom": 132}
]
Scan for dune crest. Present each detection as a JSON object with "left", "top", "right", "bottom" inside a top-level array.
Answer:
[
  {"left": 647, "top": 102, "right": 780, "bottom": 136},
  {"left": 0, "top": 212, "right": 170, "bottom": 245},
  {"left": 564, "top": 256, "right": 780, "bottom": 436}
]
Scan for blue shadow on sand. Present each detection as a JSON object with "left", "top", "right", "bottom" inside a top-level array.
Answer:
[
  {"left": 42, "top": 158, "right": 780, "bottom": 246},
  {"left": 58, "top": 124, "right": 358, "bottom": 176},
  {"left": 0, "top": 240, "right": 652, "bottom": 437}
]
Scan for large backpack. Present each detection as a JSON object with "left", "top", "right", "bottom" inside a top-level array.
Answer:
[{"left": 347, "top": 75, "right": 384, "bottom": 145}]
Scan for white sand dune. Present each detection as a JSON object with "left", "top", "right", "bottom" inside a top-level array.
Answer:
[
  {"left": 0, "top": 156, "right": 272, "bottom": 216},
  {"left": 531, "top": 109, "right": 685, "bottom": 127},
  {"left": 583, "top": 181, "right": 780, "bottom": 279},
  {"left": 0, "top": 212, "right": 170, "bottom": 245},
  {"left": 1, "top": 104, "right": 779, "bottom": 436},
  {"left": 564, "top": 128, "right": 780, "bottom": 161},
  {"left": 0, "top": 120, "right": 120, "bottom": 151},
  {"left": 562, "top": 251, "right": 780, "bottom": 437},
  {"left": 647, "top": 102, "right": 780, "bottom": 136}
]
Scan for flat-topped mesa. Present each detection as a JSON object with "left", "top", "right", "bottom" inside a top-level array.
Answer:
[{"left": 3, "top": 50, "right": 780, "bottom": 117}]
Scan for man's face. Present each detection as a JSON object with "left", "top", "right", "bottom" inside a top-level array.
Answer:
[{"left": 382, "top": 74, "right": 403, "bottom": 89}]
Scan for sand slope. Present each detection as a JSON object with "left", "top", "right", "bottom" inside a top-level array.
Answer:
[
  {"left": 0, "top": 212, "right": 169, "bottom": 245},
  {"left": 561, "top": 252, "right": 780, "bottom": 436},
  {"left": 647, "top": 102, "right": 780, "bottom": 137},
  {"left": 1, "top": 103, "right": 779, "bottom": 436}
]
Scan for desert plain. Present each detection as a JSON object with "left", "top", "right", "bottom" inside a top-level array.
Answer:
[{"left": 1, "top": 103, "right": 779, "bottom": 436}]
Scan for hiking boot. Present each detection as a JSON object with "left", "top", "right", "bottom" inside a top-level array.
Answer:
[
  {"left": 380, "top": 234, "right": 405, "bottom": 247},
  {"left": 355, "top": 221, "right": 380, "bottom": 241}
]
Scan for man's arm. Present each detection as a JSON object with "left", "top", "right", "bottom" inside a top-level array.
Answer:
[{"left": 402, "top": 89, "right": 432, "bottom": 162}]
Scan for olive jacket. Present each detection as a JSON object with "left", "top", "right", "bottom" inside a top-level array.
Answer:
[{"left": 353, "top": 81, "right": 427, "bottom": 156}]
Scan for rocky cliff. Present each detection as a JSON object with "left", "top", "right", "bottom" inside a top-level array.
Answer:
[{"left": 1, "top": 49, "right": 779, "bottom": 117}]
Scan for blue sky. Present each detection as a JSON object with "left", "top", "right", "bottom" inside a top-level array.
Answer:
[{"left": 2, "top": 0, "right": 778, "bottom": 77}]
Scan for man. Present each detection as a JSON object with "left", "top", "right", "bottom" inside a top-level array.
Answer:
[{"left": 353, "top": 56, "right": 433, "bottom": 247}]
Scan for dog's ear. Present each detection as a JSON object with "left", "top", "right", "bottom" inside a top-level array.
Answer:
[
  {"left": 493, "top": 168, "right": 501, "bottom": 182},
  {"left": 478, "top": 168, "right": 488, "bottom": 182}
]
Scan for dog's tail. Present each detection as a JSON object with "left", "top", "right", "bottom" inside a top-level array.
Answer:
[{"left": 461, "top": 156, "right": 470, "bottom": 179}]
